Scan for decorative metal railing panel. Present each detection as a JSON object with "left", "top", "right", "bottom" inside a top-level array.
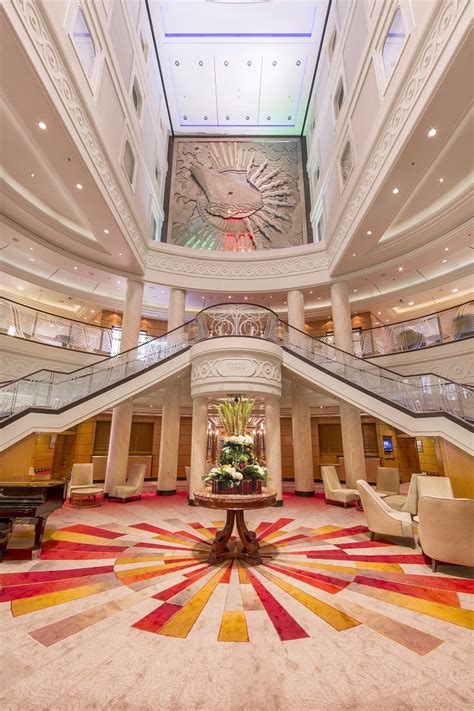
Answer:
[
  {"left": 0, "top": 303, "right": 472, "bottom": 427},
  {"left": 353, "top": 301, "right": 474, "bottom": 357}
]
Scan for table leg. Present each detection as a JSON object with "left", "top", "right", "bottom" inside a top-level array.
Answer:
[
  {"left": 33, "top": 517, "right": 46, "bottom": 551},
  {"left": 235, "top": 510, "right": 261, "bottom": 566},
  {"left": 208, "top": 510, "right": 235, "bottom": 564}
]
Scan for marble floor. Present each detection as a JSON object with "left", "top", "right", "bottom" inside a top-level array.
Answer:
[{"left": 0, "top": 493, "right": 473, "bottom": 711}]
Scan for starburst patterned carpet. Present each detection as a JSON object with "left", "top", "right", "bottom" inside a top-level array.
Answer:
[{"left": 1, "top": 496, "right": 473, "bottom": 710}]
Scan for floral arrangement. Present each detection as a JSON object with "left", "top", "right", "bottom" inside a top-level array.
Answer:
[{"left": 203, "top": 399, "right": 268, "bottom": 494}]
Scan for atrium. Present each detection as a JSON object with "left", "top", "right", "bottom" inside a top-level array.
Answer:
[{"left": 0, "top": 1, "right": 473, "bottom": 710}]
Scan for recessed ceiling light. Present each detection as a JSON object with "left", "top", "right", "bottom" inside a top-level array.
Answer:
[
  {"left": 442, "top": 259, "right": 447, "bottom": 264},
  {"left": 392, "top": 187, "right": 399, "bottom": 194},
  {"left": 118, "top": 252, "right": 122, "bottom": 256},
  {"left": 17, "top": 285, "right": 24, "bottom": 290},
  {"left": 76, "top": 183, "right": 83, "bottom": 190},
  {"left": 104, "top": 229, "right": 110, "bottom": 234},
  {"left": 244, "top": 296, "right": 248, "bottom": 300},
  {"left": 444, "top": 247, "right": 449, "bottom": 252},
  {"left": 269, "top": 296, "right": 272, "bottom": 299},
  {"left": 427, "top": 128, "right": 437, "bottom": 138},
  {"left": 30, "top": 172, "right": 36, "bottom": 178},
  {"left": 366, "top": 230, "right": 372, "bottom": 235},
  {"left": 439, "top": 178, "right": 444, "bottom": 183},
  {"left": 452, "top": 288, "right": 459, "bottom": 293},
  {"left": 228, "top": 295, "right": 232, "bottom": 299},
  {"left": 353, "top": 289, "right": 358, "bottom": 293},
  {"left": 318, "top": 296, "right": 322, "bottom": 300},
  {"left": 29, "top": 258, "right": 35, "bottom": 262},
  {"left": 73, "top": 266, "right": 78, "bottom": 270},
  {"left": 309, "top": 290, "right": 313, "bottom": 294},
  {"left": 38, "top": 121, "right": 47, "bottom": 130},
  {"left": 377, "top": 311, "right": 382, "bottom": 315},
  {"left": 91, "top": 309, "right": 95, "bottom": 313},
  {"left": 117, "top": 281, "right": 121, "bottom": 285},
  {"left": 201, "top": 296, "right": 205, "bottom": 300},
  {"left": 408, "top": 301, "right": 415, "bottom": 306},
  {"left": 385, "top": 319, "right": 389, "bottom": 323},
  {"left": 352, "top": 252, "right": 356, "bottom": 257},
  {"left": 398, "top": 266, "right": 403, "bottom": 271}
]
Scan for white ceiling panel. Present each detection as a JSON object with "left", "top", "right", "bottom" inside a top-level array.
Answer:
[{"left": 147, "top": 0, "right": 330, "bottom": 135}]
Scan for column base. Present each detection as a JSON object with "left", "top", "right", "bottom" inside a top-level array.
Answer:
[
  {"left": 295, "top": 490, "right": 315, "bottom": 497},
  {"left": 274, "top": 500, "right": 284, "bottom": 507},
  {"left": 188, "top": 498, "right": 198, "bottom": 506},
  {"left": 157, "top": 489, "right": 177, "bottom": 496}
]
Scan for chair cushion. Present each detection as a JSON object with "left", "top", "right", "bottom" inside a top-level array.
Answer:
[{"left": 109, "top": 485, "right": 139, "bottom": 498}]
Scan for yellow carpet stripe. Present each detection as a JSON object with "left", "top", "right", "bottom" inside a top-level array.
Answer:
[
  {"left": 258, "top": 569, "right": 360, "bottom": 631},
  {"left": 218, "top": 611, "right": 249, "bottom": 642},
  {"left": 352, "top": 584, "right": 474, "bottom": 630},
  {"left": 115, "top": 560, "right": 197, "bottom": 580},
  {"left": 44, "top": 531, "right": 122, "bottom": 546},
  {"left": 158, "top": 565, "right": 228, "bottom": 638},
  {"left": 191, "top": 527, "right": 215, "bottom": 540},
  {"left": 237, "top": 561, "right": 250, "bottom": 584},
  {"left": 12, "top": 582, "right": 117, "bottom": 616},
  {"left": 152, "top": 534, "right": 196, "bottom": 546},
  {"left": 117, "top": 555, "right": 205, "bottom": 565},
  {"left": 277, "top": 560, "right": 402, "bottom": 575},
  {"left": 310, "top": 525, "right": 342, "bottom": 534}
]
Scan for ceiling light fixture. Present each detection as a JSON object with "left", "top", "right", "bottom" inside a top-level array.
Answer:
[
  {"left": 38, "top": 121, "right": 47, "bottom": 130},
  {"left": 17, "top": 285, "right": 24, "bottom": 290},
  {"left": 29, "top": 247, "right": 33, "bottom": 251},
  {"left": 73, "top": 266, "right": 78, "bottom": 270},
  {"left": 377, "top": 311, "right": 381, "bottom": 315},
  {"left": 352, "top": 252, "right": 356, "bottom": 257},
  {"left": 76, "top": 183, "right": 83, "bottom": 190},
  {"left": 408, "top": 301, "right": 415, "bottom": 306},
  {"left": 427, "top": 128, "right": 437, "bottom": 138},
  {"left": 104, "top": 229, "right": 110, "bottom": 234},
  {"left": 30, "top": 172, "right": 36, "bottom": 178},
  {"left": 118, "top": 252, "right": 122, "bottom": 256},
  {"left": 366, "top": 230, "right": 372, "bottom": 235},
  {"left": 353, "top": 289, "right": 358, "bottom": 293},
  {"left": 439, "top": 178, "right": 444, "bottom": 183},
  {"left": 398, "top": 266, "right": 403, "bottom": 271},
  {"left": 444, "top": 247, "right": 449, "bottom": 252},
  {"left": 452, "top": 288, "right": 459, "bottom": 293},
  {"left": 442, "top": 259, "right": 447, "bottom": 264},
  {"left": 392, "top": 187, "right": 399, "bottom": 194}
]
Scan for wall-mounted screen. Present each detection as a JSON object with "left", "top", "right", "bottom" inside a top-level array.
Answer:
[{"left": 383, "top": 435, "right": 394, "bottom": 454}]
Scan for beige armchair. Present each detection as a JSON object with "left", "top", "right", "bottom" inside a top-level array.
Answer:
[
  {"left": 375, "top": 467, "right": 400, "bottom": 496},
  {"left": 418, "top": 496, "right": 474, "bottom": 572},
  {"left": 356, "top": 480, "right": 415, "bottom": 546},
  {"left": 321, "top": 466, "right": 359, "bottom": 508},
  {"left": 69, "top": 463, "right": 103, "bottom": 507},
  {"left": 417, "top": 476, "right": 454, "bottom": 499},
  {"left": 109, "top": 463, "right": 146, "bottom": 503},
  {"left": 383, "top": 472, "right": 425, "bottom": 515}
]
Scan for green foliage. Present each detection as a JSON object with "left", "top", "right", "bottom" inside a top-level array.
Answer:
[{"left": 215, "top": 397, "right": 255, "bottom": 436}]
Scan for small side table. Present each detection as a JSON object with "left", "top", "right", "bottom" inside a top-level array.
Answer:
[
  {"left": 70, "top": 487, "right": 104, "bottom": 508},
  {"left": 194, "top": 487, "right": 276, "bottom": 566}
]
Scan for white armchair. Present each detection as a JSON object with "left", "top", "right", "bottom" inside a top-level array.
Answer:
[
  {"left": 69, "top": 463, "right": 103, "bottom": 507},
  {"left": 356, "top": 480, "right": 415, "bottom": 546},
  {"left": 418, "top": 496, "right": 474, "bottom": 572},
  {"left": 109, "top": 463, "right": 146, "bottom": 503},
  {"left": 321, "top": 466, "right": 359, "bottom": 508},
  {"left": 375, "top": 467, "right": 400, "bottom": 496},
  {"left": 383, "top": 472, "right": 425, "bottom": 515},
  {"left": 417, "top": 476, "right": 454, "bottom": 499}
]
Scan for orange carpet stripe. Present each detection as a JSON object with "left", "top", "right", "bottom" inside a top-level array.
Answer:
[{"left": 11, "top": 581, "right": 118, "bottom": 616}]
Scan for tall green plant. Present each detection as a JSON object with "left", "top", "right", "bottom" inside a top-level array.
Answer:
[{"left": 216, "top": 397, "right": 254, "bottom": 435}]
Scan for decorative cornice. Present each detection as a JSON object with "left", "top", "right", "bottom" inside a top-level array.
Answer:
[
  {"left": 327, "top": 0, "right": 468, "bottom": 264},
  {"left": 12, "top": 0, "right": 147, "bottom": 260}
]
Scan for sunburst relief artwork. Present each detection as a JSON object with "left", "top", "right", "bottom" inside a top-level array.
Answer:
[{"left": 167, "top": 138, "right": 308, "bottom": 251}]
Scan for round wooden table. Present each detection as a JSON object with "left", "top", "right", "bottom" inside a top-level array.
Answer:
[{"left": 194, "top": 487, "right": 277, "bottom": 566}]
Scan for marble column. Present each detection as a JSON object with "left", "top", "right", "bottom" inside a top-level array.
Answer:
[
  {"left": 188, "top": 397, "right": 208, "bottom": 505},
  {"left": 265, "top": 395, "right": 283, "bottom": 505},
  {"left": 291, "top": 382, "right": 315, "bottom": 496},
  {"left": 287, "top": 289, "right": 306, "bottom": 352},
  {"left": 330, "top": 281, "right": 366, "bottom": 486},
  {"left": 104, "top": 279, "right": 144, "bottom": 493},
  {"left": 157, "top": 288, "right": 186, "bottom": 494}
]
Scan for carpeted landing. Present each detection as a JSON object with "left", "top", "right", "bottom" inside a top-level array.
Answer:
[{"left": 0, "top": 494, "right": 472, "bottom": 711}]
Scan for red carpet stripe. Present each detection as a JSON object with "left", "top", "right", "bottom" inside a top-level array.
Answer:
[
  {"left": 264, "top": 562, "right": 352, "bottom": 592},
  {"left": 220, "top": 562, "right": 233, "bottom": 584},
  {"left": 0, "top": 565, "right": 114, "bottom": 586},
  {"left": 39, "top": 551, "right": 120, "bottom": 561},
  {"left": 132, "top": 603, "right": 182, "bottom": 633},
  {"left": 0, "top": 572, "right": 117, "bottom": 602},
  {"left": 353, "top": 575, "right": 461, "bottom": 607},
  {"left": 60, "top": 525, "right": 124, "bottom": 539},
  {"left": 306, "top": 552, "right": 428, "bottom": 564},
  {"left": 153, "top": 566, "right": 213, "bottom": 601},
  {"left": 312, "top": 526, "right": 369, "bottom": 541},
  {"left": 257, "top": 518, "right": 294, "bottom": 541},
  {"left": 130, "top": 523, "right": 173, "bottom": 535},
  {"left": 246, "top": 568, "right": 309, "bottom": 641},
  {"left": 132, "top": 542, "right": 203, "bottom": 552},
  {"left": 41, "top": 541, "right": 128, "bottom": 553}
]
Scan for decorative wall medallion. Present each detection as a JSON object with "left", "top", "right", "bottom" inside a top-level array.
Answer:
[
  {"left": 191, "top": 358, "right": 281, "bottom": 384},
  {"left": 167, "top": 138, "right": 308, "bottom": 251}
]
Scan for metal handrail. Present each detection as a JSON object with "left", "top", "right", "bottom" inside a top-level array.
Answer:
[{"left": 0, "top": 303, "right": 472, "bottom": 426}]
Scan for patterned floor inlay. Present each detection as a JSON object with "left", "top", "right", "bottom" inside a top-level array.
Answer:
[{"left": 1, "top": 518, "right": 473, "bottom": 654}]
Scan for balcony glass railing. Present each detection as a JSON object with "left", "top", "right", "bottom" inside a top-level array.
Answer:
[
  {"left": 0, "top": 304, "right": 472, "bottom": 427},
  {"left": 344, "top": 301, "right": 473, "bottom": 357},
  {"left": 0, "top": 297, "right": 155, "bottom": 356}
]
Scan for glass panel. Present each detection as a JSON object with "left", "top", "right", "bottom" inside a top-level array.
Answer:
[
  {"left": 72, "top": 8, "right": 96, "bottom": 78},
  {"left": 383, "top": 8, "right": 406, "bottom": 79}
]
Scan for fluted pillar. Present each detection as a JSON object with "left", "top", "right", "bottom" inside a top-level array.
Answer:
[
  {"left": 188, "top": 397, "right": 208, "bottom": 505},
  {"left": 104, "top": 280, "right": 144, "bottom": 493},
  {"left": 265, "top": 395, "right": 283, "bottom": 505},
  {"left": 330, "top": 281, "right": 366, "bottom": 487},
  {"left": 292, "top": 382, "right": 314, "bottom": 496},
  {"left": 287, "top": 289, "right": 307, "bottom": 352},
  {"left": 157, "top": 288, "right": 186, "bottom": 494}
]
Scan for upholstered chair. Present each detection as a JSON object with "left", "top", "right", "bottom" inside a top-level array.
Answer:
[
  {"left": 375, "top": 467, "right": 400, "bottom": 496},
  {"left": 321, "top": 466, "right": 359, "bottom": 508},
  {"left": 69, "top": 463, "right": 95, "bottom": 494},
  {"left": 418, "top": 496, "right": 474, "bottom": 572},
  {"left": 109, "top": 463, "right": 146, "bottom": 503},
  {"left": 417, "top": 476, "right": 454, "bottom": 499},
  {"left": 383, "top": 472, "right": 425, "bottom": 515},
  {"left": 356, "top": 480, "right": 415, "bottom": 546}
]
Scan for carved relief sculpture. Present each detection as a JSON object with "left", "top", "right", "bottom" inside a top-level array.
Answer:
[{"left": 167, "top": 138, "right": 308, "bottom": 251}]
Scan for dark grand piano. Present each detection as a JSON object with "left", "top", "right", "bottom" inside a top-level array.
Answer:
[{"left": 0, "top": 480, "right": 67, "bottom": 561}]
